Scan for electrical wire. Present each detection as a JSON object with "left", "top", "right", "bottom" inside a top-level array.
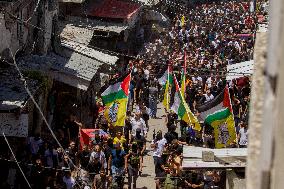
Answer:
[
  {"left": 25, "top": 0, "right": 41, "bottom": 23},
  {"left": 8, "top": 48, "right": 84, "bottom": 189},
  {"left": 1, "top": 2, "right": 256, "bottom": 74},
  {"left": 0, "top": 156, "right": 230, "bottom": 179},
  {"left": 3, "top": 132, "right": 32, "bottom": 189}
]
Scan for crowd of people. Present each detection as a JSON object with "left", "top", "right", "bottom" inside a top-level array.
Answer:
[{"left": 0, "top": 0, "right": 269, "bottom": 188}]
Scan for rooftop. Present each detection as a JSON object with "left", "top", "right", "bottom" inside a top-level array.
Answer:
[
  {"left": 87, "top": 0, "right": 141, "bottom": 20},
  {"left": 18, "top": 45, "right": 118, "bottom": 90},
  {"left": 59, "top": 16, "right": 129, "bottom": 38},
  {"left": 19, "top": 50, "right": 113, "bottom": 82}
]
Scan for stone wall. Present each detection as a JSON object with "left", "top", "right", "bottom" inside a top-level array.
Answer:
[
  {"left": 246, "top": 32, "right": 267, "bottom": 189},
  {"left": 0, "top": 0, "right": 59, "bottom": 59}
]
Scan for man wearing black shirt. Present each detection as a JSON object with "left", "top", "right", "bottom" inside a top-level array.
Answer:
[
  {"left": 195, "top": 89, "right": 206, "bottom": 105},
  {"left": 78, "top": 145, "right": 91, "bottom": 170},
  {"left": 164, "top": 124, "right": 179, "bottom": 144},
  {"left": 203, "top": 123, "right": 215, "bottom": 148},
  {"left": 184, "top": 171, "right": 204, "bottom": 189},
  {"left": 133, "top": 68, "right": 146, "bottom": 102},
  {"left": 203, "top": 171, "right": 220, "bottom": 189},
  {"left": 87, "top": 153, "right": 102, "bottom": 180},
  {"left": 30, "top": 159, "right": 48, "bottom": 189},
  {"left": 124, "top": 111, "right": 132, "bottom": 143},
  {"left": 66, "top": 115, "right": 81, "bottom": 143},
  {"left": 131, "top": 128, "right": 146, "bottom": 155},
  {"left": 186, "top": 84, "right": 197, "bottom": 111},
  {"left": 166, "top": 112, "right": 178, "bottom": 132},
  {"left": 65, "top": 141, "right": 77, "bottom": 164}
]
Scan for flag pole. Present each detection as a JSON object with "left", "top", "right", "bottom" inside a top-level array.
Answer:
[
  {"left": 183, "top": 50, "right": 187, "bottom": 96},
  {"left": 226, "top": 84, "right": 238, "bottom": 146},
  {"left": 174, "top": 74, "right": 192, "bottom": 126},
  {"left": 124, "top": 72, "right": 132, "bottom": 126},
  {"left": 167, "top": 65, "right": 170, "bottom": 111}
]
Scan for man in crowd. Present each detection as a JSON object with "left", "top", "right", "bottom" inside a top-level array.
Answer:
[
  {"left": 125, "top": 142, "right": 143, "bottom": 189},
  {"left": 151, "top": 130, "right": 167, "bottom": 176},
  {"left": 78, "top": 145, "right": 91, "bottom": 170},
  {"left": 131, "top": 112, "right": 148, "bottom": 138},
  {"left": 130, "top": 128, "right": 146, "bottom": 155}
]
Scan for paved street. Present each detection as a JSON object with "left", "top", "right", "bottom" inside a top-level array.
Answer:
[{"left": 135, "top": 103, "right": 167, "bottom": 189}]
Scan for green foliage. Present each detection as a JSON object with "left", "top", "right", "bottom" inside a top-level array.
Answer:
[{"left": 23, "top": 70, "right": 49, "bottom": 88}]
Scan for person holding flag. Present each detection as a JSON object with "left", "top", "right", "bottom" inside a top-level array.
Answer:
[
  {"left": 101, "top": 73, "right": 131, "bottom": 127},
  {"left": 171, "top": 74, "right": 201, "bottom": 132},
  {"left": 196, "top": 86, "right": 237, "bottom": 148},
  {"left": 158, "top": 65, "right": 173, "bottom": 112}
]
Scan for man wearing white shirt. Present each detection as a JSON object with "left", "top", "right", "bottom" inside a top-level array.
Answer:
[
  {"left": 192, "top": 73, "right": 203, "bottom": 85},
  {"left": 150, "top": 130, "right": 167, "bottom": 176},
  {"left": 204, "top": 90, "right": 214, "bottom": 102},
  {"left": 130, "top": 113, "right": 147, "bottom": 137}
]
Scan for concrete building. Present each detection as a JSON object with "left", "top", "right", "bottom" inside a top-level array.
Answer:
[
  {"left": 58, "top": 0, "right": 144, "bottom": 55},
  {"left": 0, "top": 0, "right": 59, "bottom": 139},
  {"left": 0, "top": 0, "right": 58, "bottom": 57}
]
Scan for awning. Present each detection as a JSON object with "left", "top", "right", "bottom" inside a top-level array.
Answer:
[
  {"left": 87, "top": 0, "right": 141, "bottom": 20},
  {"left": 59, "top": 17, "right": 129, "bottom": 36},
  {"left": 19, "top": 48, "right": 118, "bottom": 90},
  {"left": 226, "top": 60, "right": 254, "bottom": 81}
]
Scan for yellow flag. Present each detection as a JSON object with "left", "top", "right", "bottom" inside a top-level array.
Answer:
[
  {"left": 162, "top": 80, "right": 170, "bottom": 111},
  {"left": 181, "top": 15, "right": 185, "bottom": 26},
  {"left": 104, "top": 98, "right": 128, "bottom": 127}
]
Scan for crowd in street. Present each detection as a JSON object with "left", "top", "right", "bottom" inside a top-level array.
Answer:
[{"left": 0, "top": 0, "right": 269, "bottom": 189}]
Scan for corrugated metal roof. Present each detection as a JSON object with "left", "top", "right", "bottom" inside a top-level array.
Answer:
[
  {"left": 61, "top": 41, "right": 119, "bottom": 65},
  {"left": 19, "top": 50, "right": 115, "bottom": 82},
  {"left": 19, "top": 46, "right": 117, "bottom": 90},
  {"left": 59, "top": 17, "right": 129, "bottom": 36}
]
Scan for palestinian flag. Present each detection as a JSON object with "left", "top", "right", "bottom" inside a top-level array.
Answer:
[
  {"left": 196, "top": 86, "right": 236, "bottom": 148},
  {"left": 158, "top": 66, "right": 173, "bottom": 111},
  {"left": 180, "top": 51, "right": 187, "bottom": 98},
  {"left": 101, "top": 73, "right": 131, "bottom": 126},
  {"left": 171, "top": 75, "right": 201, "bottom": 131},
  {"left": 80, "top": 129, "right": 108, "bottom": 149}
]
